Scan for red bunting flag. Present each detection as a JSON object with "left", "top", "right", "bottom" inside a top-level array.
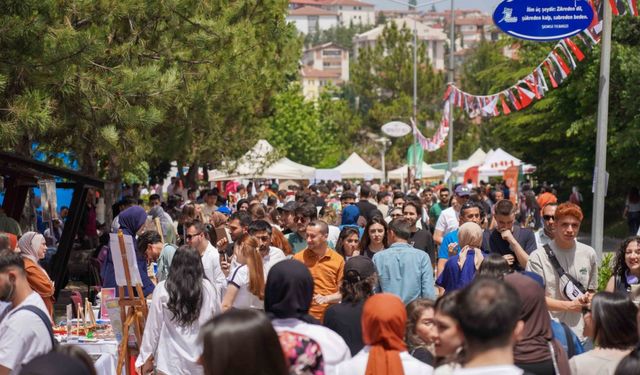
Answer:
[
  {"left": 501, "top": 95, "right": 511, "bottom": 115},
  {"left": 551, "top": 51, "right": 572, "bottom": 76},
  {"left": 564, "top": 38, "right": 585, "bottom": 61},
  {"left": 443, "top": 86, "right": 452, "bottom": 101},
  {"left": 543, "top": 60, "right": 559, "bottom": 88},
  {"left": 609, "top": 0, "right": 620, "bottom": 15},
  {"left": 517, "top": 86, "right": 534, "bottom": 108},
  {"left": 524, "top": 76, "right": 541, "bottom": 99}
]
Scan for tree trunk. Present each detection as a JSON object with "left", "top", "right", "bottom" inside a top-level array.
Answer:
[{"left": 186, "top": 161, "right": 199, "bottom": 189}]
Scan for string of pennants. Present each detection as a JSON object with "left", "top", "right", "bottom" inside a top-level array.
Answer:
[{"left": 415, "top": 0, "right": 637, "bottom": 152}]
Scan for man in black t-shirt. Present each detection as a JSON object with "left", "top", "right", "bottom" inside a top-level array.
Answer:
[
  {"left": 356, "top": 185, "right": 377, "bottom": 221},
  {"left": 403, "top": 201, "right": 435, "bottom": 265},
  {"left": 482, "top": 199, "right": 536, "bottom": 271}
]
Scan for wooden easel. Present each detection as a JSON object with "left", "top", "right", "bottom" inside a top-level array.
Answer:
[{"left": 115, "top": 230, "right": 148, "bottom": 375}]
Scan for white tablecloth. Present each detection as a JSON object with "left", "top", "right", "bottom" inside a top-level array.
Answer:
[{"left": 63, "top": 340, "right": 119, "bottom": 375}]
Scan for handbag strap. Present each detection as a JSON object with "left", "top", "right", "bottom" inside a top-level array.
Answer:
[
  {"left": 13, "top": 305, "right": 56, "bottom": 348},
  {"left": 543, "top": 244, "right": 586, "bottom": 294}
]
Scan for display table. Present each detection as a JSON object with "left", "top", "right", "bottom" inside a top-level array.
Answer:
[{"left": 60, "top": 340, "right": 119, "bottom": 375}]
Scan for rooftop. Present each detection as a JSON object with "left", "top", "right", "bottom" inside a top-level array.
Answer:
[
  {"left": 316, "top": 0, "right": 374, "bottom": 7},
  {"left": 304, "top": 42, "right": 348, "bottom": 52},
  {"left": 289, "top": 5, "right": 338, "bottom": 16},
  {"left": 354, "top": 17, "right": 447, "bottom": 42}
]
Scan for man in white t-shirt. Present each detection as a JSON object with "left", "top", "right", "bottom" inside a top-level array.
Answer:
[
  {"left": 452, "top": 278, "right": 524, "bottom": 375},
  {"left": 526, "top": 203, "right": 597, "bottom": 342},
  {"left": 185, "top": 221, "right": 225, "bottom": 298},
  {"left": 434, "top": 185, "right": 470, "bottom": 246},
  {"left": 248, "top": 220, "right": 286, "bottom": 276},
  {"left": 0, "top": 251, "right": 53, "bottom": 375}
]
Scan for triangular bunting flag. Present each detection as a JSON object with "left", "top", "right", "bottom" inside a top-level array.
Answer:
[
  {"left": 517, "top": 86, "right": 534, "bottom": 108},
  {"left": 564, "top": 38, "right": 585, "bottom": 61},
  {"left": 543, "top": 60, "right": 559, "bottom": 88},
  {"left": 508, "top": 89, "right": 522, "bottom": 110},
  {"left": 630, "top": 0, "right": 639, "bottom": 16},
  {"left": 500, "top": 95, "right": 511, "bottom": 115},
  {"left": 443, "top": 86, "right": 452, "bottom": 101},
  {"left": 609, "top": 0, "right": 620, "bottom": 15}
]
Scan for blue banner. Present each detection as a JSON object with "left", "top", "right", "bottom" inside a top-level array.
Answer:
[{"left": 493, "top": 0, "right": 594, "bottom": 41}]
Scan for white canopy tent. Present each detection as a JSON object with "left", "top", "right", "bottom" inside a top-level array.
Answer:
[
  {"left": 260, "top": 157, "right": 316, "bottom": 180},
  {"left": 452, "top": 148, "right": 487, "bottom": 175},
  {"left": 388, "top": 162, "right": 445, "bottom": 180},
  {"left": 207, "top": 140, "right": 316, "bottom": 181},
  {"left": 477, "top": 148, "right": 536, "bottom": 177},
  {"left": 333, "top": 152, "right": 383, "bottom": 180}
]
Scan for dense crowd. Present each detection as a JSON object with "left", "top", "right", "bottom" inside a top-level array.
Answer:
[{"left": 1, "top": 179, "right": 640, "bottom": 375}]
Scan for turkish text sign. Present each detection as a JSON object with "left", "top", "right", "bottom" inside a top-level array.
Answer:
[{"left": 493, "top": 0, "right": 594, "bottom": 41}]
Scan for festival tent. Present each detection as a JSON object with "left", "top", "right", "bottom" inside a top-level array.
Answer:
[
  {"left": 260, "top": 157, "right": 316, "bottom": 180},
  {"left": 452, "top": 148, "right": 487, "bottom": 175},
  {"left": 477, "top": 148, "right": 536, "bottom": 176},
  {"left": 333, "top": 152, "right": 384, "bottom": 180},
  {"left": 388, "top": 162, "right": 445, "bottom": 180}
]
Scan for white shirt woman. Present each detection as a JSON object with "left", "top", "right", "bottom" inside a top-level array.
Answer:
[{"left": 136, "top": 247, "right": 221, "bottom": 375}]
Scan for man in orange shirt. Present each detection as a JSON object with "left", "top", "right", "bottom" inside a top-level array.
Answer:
[{"left": 293, "top": 220, "right": 344, "bottom": 322}]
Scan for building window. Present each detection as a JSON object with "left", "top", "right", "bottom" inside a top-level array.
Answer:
[{"left": 323, "top": 50, "right": 342, "bottom": 56}]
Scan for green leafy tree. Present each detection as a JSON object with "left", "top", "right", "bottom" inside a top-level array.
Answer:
[
  {"left": 265, "top": 84, "right": 359, "bottom": 167},
  {"left": 0, "top": 0, "right": 301, "bottom": 223},
  {"left": 348, "top": 21, "right": 445, "bottom": 167}
]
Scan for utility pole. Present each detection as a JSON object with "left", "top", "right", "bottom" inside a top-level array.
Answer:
[
  {"left": 446, "top": 0, "right": 455, "bottom": 190},
  {"left": 591, "top": 0, "right": 612, "bottom": 259},
  {"left": 412, "top": 17, "right": 418, "bottom": 186}
]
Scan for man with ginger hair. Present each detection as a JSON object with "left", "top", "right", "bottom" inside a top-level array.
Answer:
[{"left": 526, "top": 203, "right": 597, "bottom": 343}]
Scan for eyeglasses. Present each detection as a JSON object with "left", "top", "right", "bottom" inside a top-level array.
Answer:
[
  {"left": 543, "top": 215, "right": 555, "bottom": 221},
  {"left": 185, "top": 232, "right": 202, "bottom": 241},
  {"left": 294, "top": 216, "right": 309, "bottom": 223}
]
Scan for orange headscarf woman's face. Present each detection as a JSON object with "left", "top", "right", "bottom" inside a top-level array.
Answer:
[{"left": 361, "top": 293, "right": 407, "bottom": 375}]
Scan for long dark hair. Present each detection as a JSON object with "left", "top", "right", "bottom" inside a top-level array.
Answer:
[
  {"left": 613, "top": 236, "right": 640, "bottom": 280},
  {"left": 477, "top": 253, "right": 510, "bottom": 279},
  {"left": 359, "top": 215, "right": 388, "bottom": 252},
  {"left": 615, "top": 345, "right": 640, "bottom": 375},
  {"left": 405, "top": 299, "right": 435, "bottom": 351},
  {"left": 165, "top": 246, "right": 205, "bottom": 326},
  {"left": 590, "top": 292, "right": 638, "bottom": 349},
  {"left": 200, "top": 309, "right": 288, "bottom": 375},
  {"left": 335, "top": 227, "right": 360, "bottom": 258}
]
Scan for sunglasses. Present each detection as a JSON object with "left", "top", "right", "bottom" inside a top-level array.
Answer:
[
  {"left": 185, "top": 232, "right": 202, "bottom": 241},
  {"left": 543, "top": 215, "right": 555, "bottom": 221}
]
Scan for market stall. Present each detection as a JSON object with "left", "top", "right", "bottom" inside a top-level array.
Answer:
[{"left": 332, "top": 152, "right": 383, "bottom": 180}]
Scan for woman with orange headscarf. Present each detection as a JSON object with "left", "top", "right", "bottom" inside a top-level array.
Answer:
[{"left": 336, "top": 293, "right": 434, "bottom": 375}]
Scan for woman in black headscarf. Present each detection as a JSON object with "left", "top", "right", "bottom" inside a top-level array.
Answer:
[
  {"left": 101, "top": 205, "right": 155, "bottom": 296},
  {"left": 505, "top": 273, "right": 570, "bottom": 375},
  {"left": 266, "top": 260, "right": 351, "bottom": 373}
]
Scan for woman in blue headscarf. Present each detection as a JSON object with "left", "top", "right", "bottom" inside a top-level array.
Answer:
[{"left": 101, "top": 205, "right": 155, "bottom": 296}]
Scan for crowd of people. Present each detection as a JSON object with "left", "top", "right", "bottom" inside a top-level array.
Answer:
[{"left": 0, "top": 178, "right": 640, "bottom": 375}]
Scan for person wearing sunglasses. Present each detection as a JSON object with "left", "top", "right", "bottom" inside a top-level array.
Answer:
[
  {"left": 535, "top": 203, "right": 558, "bottom": 248},
  {"left": 184, "top": 221, "right": 225, "bottom": 299}
]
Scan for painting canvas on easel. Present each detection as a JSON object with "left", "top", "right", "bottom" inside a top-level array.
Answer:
[{"left": 109, "top": 233, "right": 142, "bottom": 287}]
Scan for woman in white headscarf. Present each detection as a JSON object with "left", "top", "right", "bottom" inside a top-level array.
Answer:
[{"left": 18, "top": 232, "right": 54, "bottom": 317}]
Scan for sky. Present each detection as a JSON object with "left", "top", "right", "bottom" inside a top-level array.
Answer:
[{"left": 370, "top": 0, "right": 503, "bottom": 13}]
